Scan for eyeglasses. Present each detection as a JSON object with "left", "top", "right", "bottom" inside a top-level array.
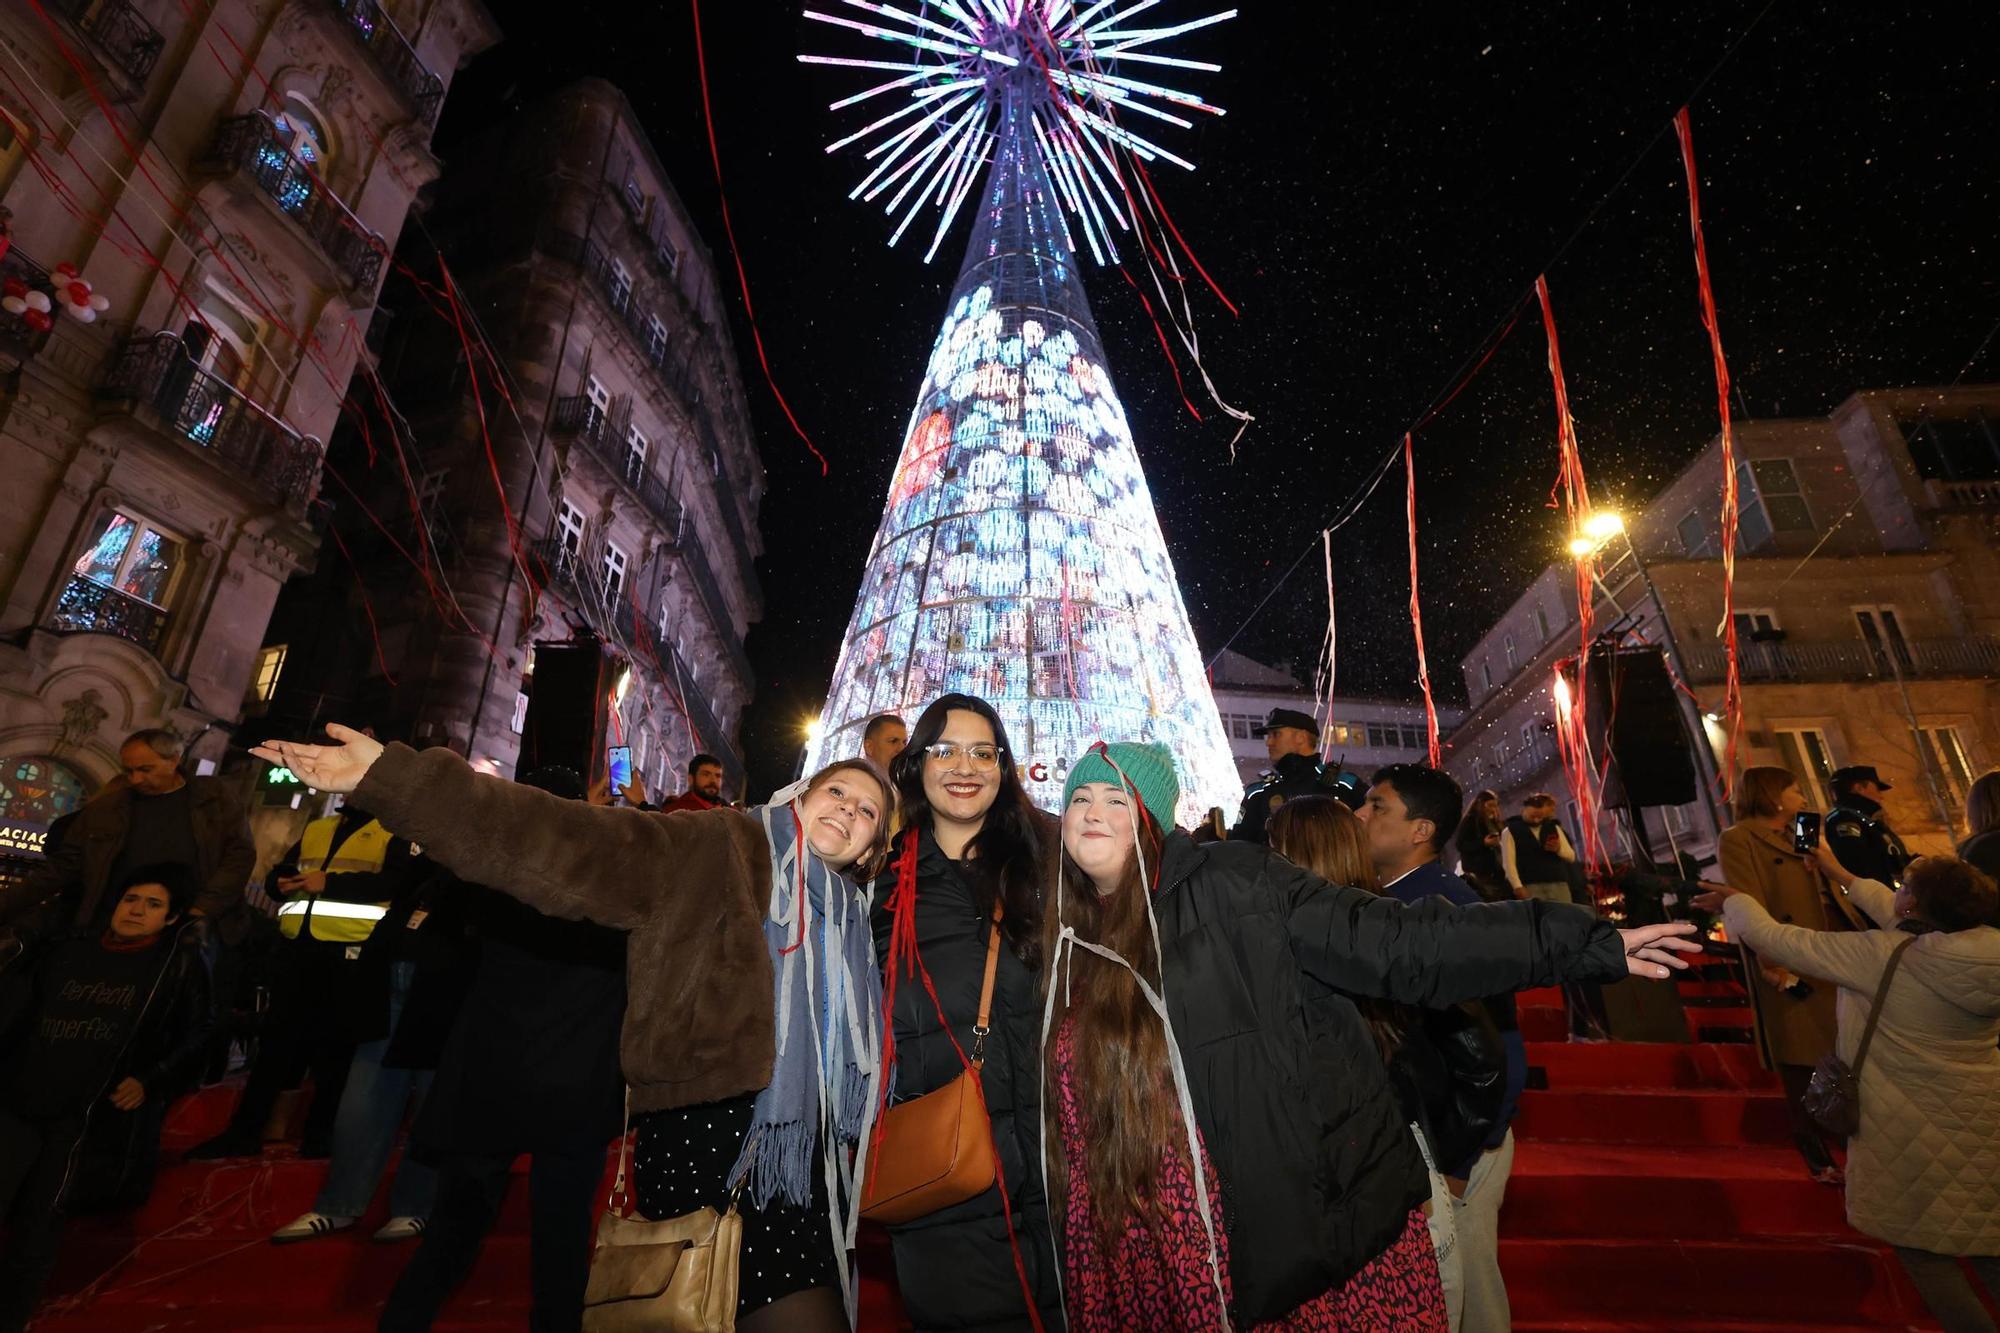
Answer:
[{"left": 922, "top": 742, "right": 1003, "bottom": 770}]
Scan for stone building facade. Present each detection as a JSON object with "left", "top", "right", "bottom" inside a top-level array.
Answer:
[
  {"left": 1444, "top": 384, "right": 2000, "bottom": 868},
  {"left": 0, "top": 0, "right": 495, "bottom": 851},
  {"left": 258, "top": 80, "right": 764, "bottom": 796}
]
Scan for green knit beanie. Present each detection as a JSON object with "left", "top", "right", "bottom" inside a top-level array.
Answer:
[{"left": 1063, "top": 741, "right": 1180, "bottom": 831}]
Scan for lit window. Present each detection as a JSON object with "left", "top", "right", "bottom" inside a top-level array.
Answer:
[
  {"left": 1774, "top": 728, "right": 1835, "bottom": 810},
  {"left": 556, "top": 499, "right": 586, "bottom": 559},
  {"left": 646, "top": 315, "right": 670, "bottom": 365},
  {"left": 1915, "top": 726, "right": 1974, "bottom": 807},
  {"left": 603, "top": 541, "right": 628, "bottom": 602},
  {"left": 608, "top": 258, "right": 633, "bottom": 313},
  {"left": 655, "top": 232, "right": 680, "bottom": 273},
  {"left": 584, "top": 375, "right": 611, "bottom": 433},
  {"left": 252, "top": 644, "right": 287, "bottom": 702},
  {"left": 623, "top": 425, "right": 649, "bottom": 485},
  {"left": 72, "top": 510, "right": 185, "bottom": 608}
]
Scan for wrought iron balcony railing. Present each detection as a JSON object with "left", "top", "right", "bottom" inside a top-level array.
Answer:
[
  {"left": 327, "top": 0, "right": 444, "bottom": 126},
  {"left": 197, "top": 115, "right": 385, "bottom": 293},
  {"left": 98, "top": 332, "right": 324, "bottom": 506},
  {"left": 526, "top": 537, "right": 745, "bottom": 784},
  {"left": 1681, "top": 635, "right": 2000, "bottom": 684},
  {"left": 49, "top": 0, "right": 163, "bottom": 89},
  {"left": 0, "top": 249, "right": 60, "bottom": 364},
  {"left": 550, "top": 394, "right": 755, "bottom": 689},
  {"left": 48, "top": 576, "right": 168, "bottom": 653}
]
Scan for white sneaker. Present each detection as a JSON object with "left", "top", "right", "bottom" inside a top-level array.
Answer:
[
  {"left": 373, "top": 1215, "right": 427, "bottom": 1242},
  {"left": 271, "top": 1211, "right": 356, "bottom": 1244}
]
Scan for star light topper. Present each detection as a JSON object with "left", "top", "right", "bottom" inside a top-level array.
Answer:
[{"left": 801, "top": 1, "right": 1234, "bottom": 263}]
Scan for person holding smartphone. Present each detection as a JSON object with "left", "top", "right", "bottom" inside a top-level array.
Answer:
[{"left": 1717, "top": 766, "right": 1871, "bottom": 1185}]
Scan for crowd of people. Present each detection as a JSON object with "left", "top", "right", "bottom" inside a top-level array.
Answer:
[{"left": 0, "top": 707, "right": 1989, "bottom": 1333}]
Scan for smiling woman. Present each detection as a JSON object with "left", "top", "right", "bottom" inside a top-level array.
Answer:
[{"left": 249, "top": 726, "right": 891, "bottom": 1332}]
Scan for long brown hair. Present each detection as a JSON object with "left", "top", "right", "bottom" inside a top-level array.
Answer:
[
  {"left": 1041, "top": 815, "right": 1184, "bottom": 1250},
  {"left": 1735, "top": 765, "right": 1798, "bottom": 821},
  {"left": 1268, "top": 796, "right": 1405, "bottom": 1062}
]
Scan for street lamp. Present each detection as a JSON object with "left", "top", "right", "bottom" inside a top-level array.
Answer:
[{"left": 796, "top": 713, "right": 824, "bottom": 781}]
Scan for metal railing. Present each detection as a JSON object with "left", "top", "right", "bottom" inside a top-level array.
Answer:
[
  {"left": 1929, "top": 478, "right": 2000, "bottom": 509},
  {"left": 98, "top": 332, "right": 324, "bottom": 506},
  {"left": 551, "top": 394, "right": 755, "bottom": 690},
  {"left": 327, "top": 0, "right": 444, "bottom": 125},
  {"left": 0, "top": 249, "right": 59, "bottom": 363},
  {"left": 526, "top": 537, "right": 745, "bottom": 783},
  {"left": 1681, "top": 635, "right": 2000, "bottom": 684},
  {"left": 50, "top": 0, "right": 162, "bottom": 88},
  {"left": 48, "top": 576, "right": 168, "bottom": 653},
  {"left": 198, "top": 115, "right": 385, "bottom": 293}
]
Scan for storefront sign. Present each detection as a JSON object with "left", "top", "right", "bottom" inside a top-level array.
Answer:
[{"left": 0, "top": 822, "right": 51, "bottom": 857}]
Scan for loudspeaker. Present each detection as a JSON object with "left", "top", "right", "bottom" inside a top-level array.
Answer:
[
  {"left": 519, "top": 637, "right": 615, "bottom": 782},
  {"left": 1584, "top": 646, "right": 1697, "bottom": 808}
]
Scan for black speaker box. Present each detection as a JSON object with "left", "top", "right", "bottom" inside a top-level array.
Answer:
[
  {"left": 1585, "top": 646, "right": 1697, "bottom": 808},
  {"left": 518, "top": 638, "right": 615, "bottom": 782}
]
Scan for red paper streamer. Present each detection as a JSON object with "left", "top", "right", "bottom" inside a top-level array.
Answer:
[
  {"left": 689, "top": 0, "right": 828, "bottom": 475},
  {"left": 1403, "top": 435, "right": 1441, "bottom": 767},
  {"left": 1673, "top": 107, "right": 1743, "bottom": 797}
]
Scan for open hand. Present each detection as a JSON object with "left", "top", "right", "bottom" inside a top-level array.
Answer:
[
  {"left": 108, "top": 1077, "right": 145, "bottom": 1111},
  {"left": 277, "top": 870, "right": 330, "bottom": 895},
  {"left": 250, "top": 724, "right": 384, "bottom": 795},
  {"left": 1617, "top": 921, "right": 1703, "bottom": 978},
  {"left": 1689, "top": 881, "right": 1739, "bottom": 915}
]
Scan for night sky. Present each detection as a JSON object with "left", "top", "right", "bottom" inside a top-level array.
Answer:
[{"left": 447, "top": 3, "right": 1998, "bottom": 797}]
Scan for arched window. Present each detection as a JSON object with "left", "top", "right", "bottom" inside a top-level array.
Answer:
[
  {"left": 0, "top": 756, "right": 87, "bottom": 835},
  {"left": 272, "top": 95, "right": 330, "bottom": 170}
]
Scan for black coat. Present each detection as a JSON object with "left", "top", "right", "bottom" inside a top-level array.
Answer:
[
  {"left": 869, "top": 817, "right": 1065, "bottom": 1333},
  {"left": 1143, "top": 831, "right": 1627, "bottom": 1323},
  {"left": 1827, "top": 795, "right": 1912, "bottom": 887},
  {"left": 337, "top": 866, "right": 475, "bottom": 1070},
  {"left": 1229, "top": 752, "right": 1331, "bottom": 844}
]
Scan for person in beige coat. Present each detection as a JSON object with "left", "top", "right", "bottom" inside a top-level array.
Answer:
[
  {"left": 1698, "top": 848, "right": 2000, "bottom": 1333},
  {"left": 1717, "top": 766, "right": 1869, "bottom": 1183}
]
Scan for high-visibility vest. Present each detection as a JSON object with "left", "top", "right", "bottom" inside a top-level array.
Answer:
[{"left": 277, "top": 815, "right": 396, "bottom": 943}]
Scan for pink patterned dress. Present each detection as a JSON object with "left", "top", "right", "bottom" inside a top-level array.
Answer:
[{"left": 1053, "top": 1019, "right": 1447, "bottom": 1332}]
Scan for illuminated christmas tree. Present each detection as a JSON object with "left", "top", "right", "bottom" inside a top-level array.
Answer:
[{"left": 801, "top": 2, "right": 1242, "bottom": 823}]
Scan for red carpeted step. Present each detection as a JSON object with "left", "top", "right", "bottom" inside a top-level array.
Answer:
[
  {"left": 1499, "top": 1237, "right": 1926, "bottom": 1325},
  {"left": 1517, "top": 985, "right": 1567, "bottom": 1009},
  {"left": 1506, "top": 1140, "right": 1848, "bottom": 1239},
  {"left": 1513, "top": 1084, "right": 1791, "bottom": 1146},
  {"left": 1525, "top": 1040, "right": 1774, "bottom": 1090},
  {"left": 1518, "top": 1006, "right": 1571, "bottom": 1042}
]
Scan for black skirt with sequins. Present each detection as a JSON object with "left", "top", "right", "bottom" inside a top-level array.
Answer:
[{"left": 632, "top": 1093, "right": 838, "bottom": 1316}]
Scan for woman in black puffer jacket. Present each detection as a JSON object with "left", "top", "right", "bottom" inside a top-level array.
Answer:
[{"left": 870, "top": 694, "right": 1064, "bottom": 1331}]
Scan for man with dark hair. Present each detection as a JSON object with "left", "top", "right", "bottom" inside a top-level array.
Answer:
[
  {"left": 0, "top": 862, "right": 212, "bottom": 1326},
  {"left": 1827, "top": 765, "right": 1912, "bottom": 888},
  {"left": 1502, "top": 792, "right": 1580, "bottom": 904},
  {"left": 1357, "top": 762, "right": 1519, "bottom": 1333},
  {"left": 0, "top": 731, "right": 254, "bottom": 944},
  {"left": 861, "top": 713, "right": 908, "bottom": 774},
  {"left": 656, "top": 753, "right": 725, "bottom": 814},
  {"left": 1231, "top": 707, "right": 1335, "bottom": 843}
]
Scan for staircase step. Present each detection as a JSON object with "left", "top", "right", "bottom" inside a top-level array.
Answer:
[
  {"left": 1499, "top": 1238, "right": 1925, "bottom": 1325},
  {"left": 1514, "top": 1086, "right": 1791, "bottom": 1146},
  {"left": 1519, "top": 1007, "right": 1572, "bottom": 1042},
  {"left": 1506, "top": 1141, "right": 1848, "bottom": 1239},
  {"left": 1524, "top": 1040, "right": 1774, "bottom": 1090}
]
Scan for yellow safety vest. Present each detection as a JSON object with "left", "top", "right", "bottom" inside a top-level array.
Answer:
[{"left": 276, "top": 815, "right": 396, "bottom": 944}]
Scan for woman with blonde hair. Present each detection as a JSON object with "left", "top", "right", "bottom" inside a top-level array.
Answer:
[{"left": 1718, "top": 765, "right": 1869, "bottom": 1184}]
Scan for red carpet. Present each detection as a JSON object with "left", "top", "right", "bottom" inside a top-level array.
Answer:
[{"left": 28, "top": 970, "right": 1963, "bottom": 1329}]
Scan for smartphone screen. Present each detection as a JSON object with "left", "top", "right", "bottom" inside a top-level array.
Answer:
[
  {"left": 1791, "top": 811, "right": 1821, "bottom": 854},
  {"left": 608, "top": 746, "right": 633, "bottom": 792}
]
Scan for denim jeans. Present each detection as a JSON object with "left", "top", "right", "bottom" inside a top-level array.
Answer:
[{"left": 314, "top": 961, "right": 436, "bottom": 1220}]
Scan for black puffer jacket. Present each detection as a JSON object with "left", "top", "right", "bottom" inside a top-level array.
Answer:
[
  {"left": 1143, "top": 831, "right": 1627, "bottom": 1323},
  {"left": 869, "top": 816, "right": 1064, "bottom": 1333}
]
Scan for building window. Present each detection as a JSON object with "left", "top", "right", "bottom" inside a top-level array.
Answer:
[
  {"left": 1774, "top": 727, "right": 1836, "bottom": 810},
  {"left": 1504, "top": 633, "right": 1517, "bottom": 672},
  {"left": 1677, "top": 509, "right": 1714, "bottom": 557},
  {"left": 1480, "top": 659, "right": 1493, "bottom": 691},
  {"left": 555, "top": 499, "right": 586, "bottom": 562},
  {"left": 1522, "top": 722, "right": 1539, "bottom": 759},
  {"left": 1497, "top": 739, "right": 1511, "bottom": 767},
  {"left": 52, "top": 510, "right": 188, "bottom": 653},
  {"left": 623, "top": 175, "right": 647, "bottom": 220},
  {"left": 645, "top": 314, "right": 671, "bottom": 367},
  {"left": 584, "top": 375, "right": 611, "bottom": 435},
  {"left": 1914, "top": 725, "right": 1975, "bottom": 808},
  {"left": 622, "top": 424, "right": 649, "bottom": 486},
  {"left": 655, "top": 231, "right": 680, "bottom": 273},
  {"left": 1533, "top": 602, "right": 1551, "bottom": 644},
  {"left": 251, "top": 644, "right": 287, "bottom": 702},
  {"left": 1732, "top": 609, "right": 1781, "bottom": 639},
  {"left": 1471, "top": 756, "right": 1483, "bottom": 781},
  {"left": 602, "top": 541, "right": 628, "bottom": 603},
  {"left": 1367, "top": 723, "right": 1387, "bottom": 748},
  {"left": 1401, "top": 726, "right": 1422, "bottom": 751},
  {"left": 608, "top": 258, "right": 633, "bottom": 314},
  {"left": 1854, "top": 606, "right": 1914, "bottom": 673},
  {"left": 1737, "top": 458, "right": 1814, "bottom": 551}
]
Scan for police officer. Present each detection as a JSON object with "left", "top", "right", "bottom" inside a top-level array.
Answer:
[
  {"left": 1231, "top": 707, "right": 1336, "bottom": 843},
  {"left": 1825, "top": 764, "right": 1912, "bottom": 888}
]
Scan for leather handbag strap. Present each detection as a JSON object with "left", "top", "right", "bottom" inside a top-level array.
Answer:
[
  {"left": 969, "top": 903, "right": 1004, "bottom": 1069},
  {"left": 608, "top": 1087, "right": 633, "bottom": 1216},
  {"left": 1851, "top": 934, "right": 1918, "bottom": 1078}
]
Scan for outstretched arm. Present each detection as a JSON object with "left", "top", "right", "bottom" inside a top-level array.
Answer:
[
  {"left": 1279, "top": 860, "right": 1697, "bottom": 1007},
  {"left": 1718, "top": 890, "right": 1892, "bottom": 993},
  {"left": 255, "top": 727, "right": 752, "bottom": 932}
]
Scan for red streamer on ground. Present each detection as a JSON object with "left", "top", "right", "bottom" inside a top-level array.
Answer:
[
  {"left": 689, "top": 0, "right": 828, "bottom": 475},
  {"left": 1535, "top": 276, "right": 1610, "bottom": 874},
  {"left": 1403, "top": 435, "right": 1442, "bottom": 767},
  {"left": 1673, "top": 107, "right": 1743, "bottom": 798}
]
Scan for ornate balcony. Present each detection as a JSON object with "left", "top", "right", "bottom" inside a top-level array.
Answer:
[
  {"left": 48, "top": 576, "right": 168, "bottom": 653},
  {"left": 1680, "top": 636, "right": 2000, "bottom": 685},
  {"left": 327, "top": 0, "right": 444, "bottom": 126},
  {"left": 98, "top": 332, "right": 324, "bottom": 507},
  {"left": 48, "top": 0, "right": 163, "bottom": 90},
  {"left": 551, "top": 394, "right": 755, "bottom": 689},
  {"left": 527, "top": 537, "right": 745, "bottom": 784},
  {"left": 0, "top": 249, "right": 60, "bottom": 366},
  {"left": 197, "top": 115, "right": 385, "bottom": 293}
]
